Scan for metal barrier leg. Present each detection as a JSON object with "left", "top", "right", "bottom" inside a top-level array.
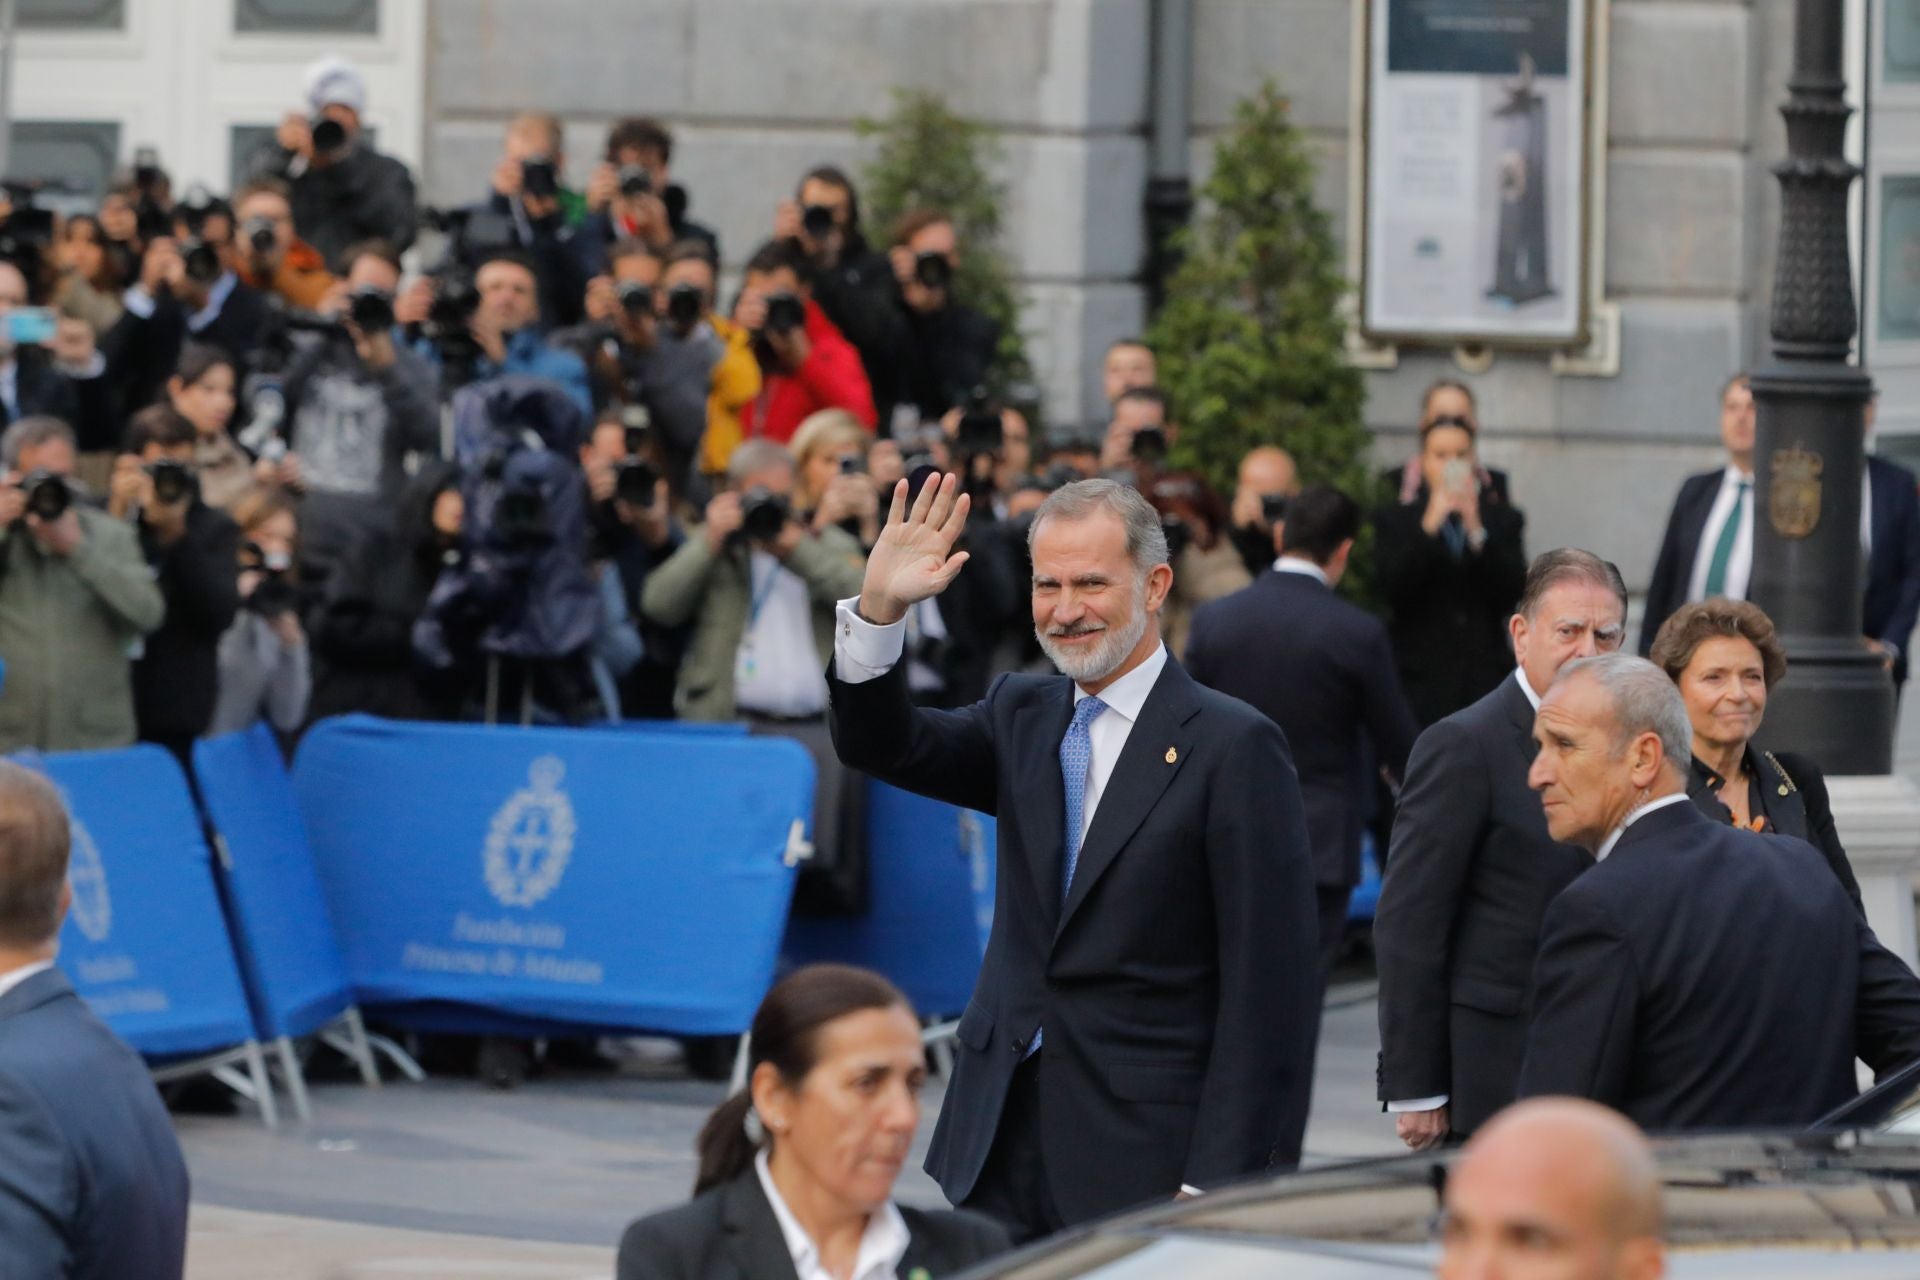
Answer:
[
  {"left": 727, "top": 1032, "right": 752, "bottom": 1094},
  {"left": 275, "top": 1036, "right": 312, "bottom": 1126}
]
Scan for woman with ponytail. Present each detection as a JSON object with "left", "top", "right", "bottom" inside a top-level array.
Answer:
[{"left": 617, "top": 964, "right": 1009, "bottom": 1280}]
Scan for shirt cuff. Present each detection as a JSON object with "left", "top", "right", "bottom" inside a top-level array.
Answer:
[
  {"left": 1386, "top": 1095, "right": 1449, "bottom": 1113},
  {"left": 834, "top": 596, "right": 904, "bottom": 682},
  {"left": 122, "top": 285, "right": 156, "bottom": 319}
]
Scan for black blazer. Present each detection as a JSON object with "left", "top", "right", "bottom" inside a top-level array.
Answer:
[
  {"left": 1686, "top": 748, "right": 1863, "bottom": 911},
  {"left": 828, "top": 656, "right": 1320, "bottom": 1225},
  {"left": 1373, "top": 673, "right": 1593, "bottom": 1133},
  {"left": 1866, "top": 455, "right": 1920, "bottom": 684},
  {"left": 1518, "top": 800, "right": 1920, "bottom": 1131},
  {"left": 616, "top": 1168, "right": 1008, "bottom": 1280},
  {"left": 1638, "top": 469, "right": 1723, "bottom": 655},
  {"left": 1373, "top": 492, "right": 1528, "bottom": 727},
  {"left": 1186, "top": 569, "right": 1420, "bottom": 888},
  {"left": 0, "top": 968, "right": 189, "bottom": 1280}
]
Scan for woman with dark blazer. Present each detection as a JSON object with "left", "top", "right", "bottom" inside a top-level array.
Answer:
[
  {"left": 617, "top": 964, "right": 1009, "bottom": 1280},
  {"left": 1649, "top": 599, "right": 1864, "bottom": 910}
]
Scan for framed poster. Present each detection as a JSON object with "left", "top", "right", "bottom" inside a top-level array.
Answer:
[{"left": 1361, "top": 0, "right": 1594, "bottom": 346}]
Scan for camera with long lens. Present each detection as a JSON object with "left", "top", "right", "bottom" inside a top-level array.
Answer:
[
  {"left": 801, "top": 204, "right": 836, "bottom": 240},
  {"left": 617, "top": 165, "right": 652, "bottom": 199},
  {"left": 239, "top": 540, "right": 299, "bottom": 616},
  {"left": 19, "top": 470, "right": 70, "bottom": 522},
  {"left": 145, "top": 459, "right": 194, "bottom": 506},
  {"left": 738, "top": 486, "right": 791, "bottom": 544},
  {"left": 310, "top": 114, "right": 348, "bottom": 160},
  {"left": 347, "top": 285, "right": 395, "bottom": 333},
  {"left": 520, "top": 157, "right": 558, "bottom": 200},
  {"left": 616, "top": 281, "right": 654, "bottom": 318},
  {"left": 666, "top": 282, "right": 704, "bottom": 331},
  {"left": 242, "top": 215, "right": 277, "bottom": 256},
  {"left": 914, "top": 251, "right": 953, "bottom": 292},
  {"left": 1130, "top": 426, "right": 1169, "bottom": 465},
  {"left": 763, "top": 291, "right": 805, "bottom": 336}
]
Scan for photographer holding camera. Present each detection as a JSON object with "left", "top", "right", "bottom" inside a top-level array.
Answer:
[
  {"left": 281, "top": 239, "right": 439, "bottom": 584},
  {"left": 774, "top": 166, "right": 906, "bottom": 424},
  {"left": 110, "top": 405, "right": 240, "bottom": 762},
  {"left": 0, "top": 416, "right": 163, "bottom": 753},
  {"left": 208, "top": 487, "right": 310, "bottom": 738},
  {"left": 230, "top": 177, "right": 335, "bottom": 312},
  {"left": 250, "top": 55, "right": 417, "bottom": 270},
  {"left": 411, "top": 248, "right": 591, "bottom": 415},
  {"left": 104, "top": 194, "right": 277, "bottom": 420},
  {"left": 575, "top": 118, "right": 718, "bottom": 279},
  {"left": 733, "top": 240, "right": 875, "bottom": 444},
  {"left": 486, "top": 113, "right": 588, "bottom": 328},
  {"left": 887, "top": 208, "right": 999, "bottom": 424}
]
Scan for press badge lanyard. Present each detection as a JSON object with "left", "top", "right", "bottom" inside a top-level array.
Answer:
[{"left": 739, "top": 555, "right": 781, "bottom": 681}]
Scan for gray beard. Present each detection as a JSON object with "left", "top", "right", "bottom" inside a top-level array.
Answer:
[{"left": 1036, "top": 604, "right": 1149, "bottom": 685}]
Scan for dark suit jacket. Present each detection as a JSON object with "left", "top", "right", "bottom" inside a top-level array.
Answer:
[
  {"left": 1639, "top": 468, "right": 1723, "bottom": 655},
  {"left": 1686, "top": 748, "right": 1863, "bottom": 911},
  {"left": 1373, "top": 492, "right": 1528, "bottom": 727},
  {"left": 1518, "top": 800, "right": 1920, "bottom": 1130},
  {"left": 0, "top": 968, "right": 189, "bottom": 1280},
  {"left": 1866, "top": 455, "right": 1920, "bottom": 684},
  {"left": 828, "top": 655, "right": 1320, "bottom": 1224},
  {"left": 1373, "top": 673, "right": 1593, "bottom": 1133},
  {"left": 1186, "top": 568, "right": 1419, "bottom": 888},
  {"left": 617, "top": 1168, "right": 1007, "bottom": 1279}
]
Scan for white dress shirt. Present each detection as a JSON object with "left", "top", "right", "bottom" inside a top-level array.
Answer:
[
  {"left": 1388, "top": 668, "right": 1542, "bottom": 1115},
  {"left": 755, "top": 1149, "right": 910, "bottom": 1280},
  {"left": 1593, "top": 792, "right": 1692, "bottom": 863},
  {"left": 1687, "top": 466, "right": 1755, "bottom": 604},
  {"left": 734, "top": 551, "right": 830, "bottom": 718},
  {"left": 1271, "top": 556, "right": 1330, "bottom": 586},
  {"left": 0, "top": 959, "right": 53, "bottom": 1004}
]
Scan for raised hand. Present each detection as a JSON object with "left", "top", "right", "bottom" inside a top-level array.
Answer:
[{"left": 858, "top": 472, "right": 971, "bottom": 625}]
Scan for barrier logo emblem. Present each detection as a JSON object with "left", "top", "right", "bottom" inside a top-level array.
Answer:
[
  {"left": 484, "top": 756, "right": 576, "bottom": 908},
  {"left": 68, "top": 819, "right": 111, "bottom": 942}
]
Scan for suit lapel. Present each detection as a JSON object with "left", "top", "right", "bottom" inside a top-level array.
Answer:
[
  {"left": 1012, "top": 679, "right": 1076, "bottom": 923},
  {"left": 720, "top": 1170, "right": 801, "bottom": 1280},
  {"left": 1055, "top": 661, "right": 1202, "bottom": 941}
]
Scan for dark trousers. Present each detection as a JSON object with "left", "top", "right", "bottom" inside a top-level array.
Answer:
[
  {"left": 961, "top": 1052, "right": 1064, "bottom": 1247},
  {"left": 1317, "top": 884, "right": 1351, "bottom": 977}
]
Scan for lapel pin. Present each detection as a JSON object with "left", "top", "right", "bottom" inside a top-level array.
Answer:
[{"left": 1165, "top": 746, "right": 1178, "bottom": 764}]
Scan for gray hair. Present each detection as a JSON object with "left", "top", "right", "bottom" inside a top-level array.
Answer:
[
  {"left": 0, "top": 416, "right": 74, "bottom": 471},
  {"left": 1553, "top": 653, "right": 1693, "bottom": 774},
  {"left": 1517, "top": 547, "right": 1628, "bottom": 621},
  {"left": 1027, "top": 478, "right": 1169, "bottom": 576},
  {"left": 0, "top": 762, "right": 70, "bottom": 948},
  {"left": 727, "top": 439, "right": 793, "bottom": 489}
]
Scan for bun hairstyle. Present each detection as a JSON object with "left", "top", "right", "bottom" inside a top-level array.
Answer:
[{"left": 693, "top": 964, "right": 912, "bottom": 1195}]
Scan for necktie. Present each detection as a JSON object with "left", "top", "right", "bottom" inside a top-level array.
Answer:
[
  {"left": 1703, "top": 480, "right": 1750, "bottom": 598},
  {"left": 1030, "top": 694, "right": 1108, "bottom": 1060}
]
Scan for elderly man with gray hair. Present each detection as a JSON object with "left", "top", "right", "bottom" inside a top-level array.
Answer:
[
  {"left": 1518, "top": 651, "right": 1920, "bottom": 1130},
  {"left": 0, "top": 762, "right": 189, "bottom": 1280}
]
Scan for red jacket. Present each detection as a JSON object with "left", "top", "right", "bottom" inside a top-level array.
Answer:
[{"left": 742, "top": 299, "right": 877, "bottom": 443}]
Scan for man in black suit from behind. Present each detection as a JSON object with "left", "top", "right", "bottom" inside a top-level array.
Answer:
[
  {"left": 829, "top": 474, "right": 1319, "bottom": 1243},
  {"left": 1374, "top": 548, "right": 1627, "bottom": 1150},
  {"left": 0, "top": 762, "right": 189, "bottom": 1280},
  {"left": 1518, "top": 654, "right": 1920, "bottom": 1128},
  {"left": 1639, "top": 372, "right": 1755, "bottom": 655},
  {"left": 1186, "top": 484, "right": 1419, "bottom": 975}
]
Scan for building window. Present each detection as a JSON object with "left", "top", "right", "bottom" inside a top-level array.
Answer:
[
  {"left": 11, "top": 121, "right": 122, "bottom": 212},
  {"left": 18, "top": 0, "right": 125, "bottom": 29},
  {"left": 234, "top": 0, "right": 378, "bottom": 35}
]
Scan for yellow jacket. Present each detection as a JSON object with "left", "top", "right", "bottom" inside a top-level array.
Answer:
[{"left": 699, "top": 315, "right": 763, "bottom": 477}]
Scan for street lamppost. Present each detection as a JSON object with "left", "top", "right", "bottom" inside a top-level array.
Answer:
[{"left": 1750, "top": 0, "right": 1892, "bottom": 774}]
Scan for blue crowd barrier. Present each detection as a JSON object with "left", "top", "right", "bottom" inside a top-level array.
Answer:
[
  {"left": 191, "top": 725, "right": 355, "bottom": 1042},
  {"left": 292, "top": 715, "right": 814, "bottom": 1036},
  {"left": 784, "top": 784, "right": 997, "bottom": 1019},
  {"left": 34, "top": 746, "right": 257, "bottom": 1060}
]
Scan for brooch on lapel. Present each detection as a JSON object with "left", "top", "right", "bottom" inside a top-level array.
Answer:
[{"left": 1165, "top": 746, "right": 1178, "bottom": 764}]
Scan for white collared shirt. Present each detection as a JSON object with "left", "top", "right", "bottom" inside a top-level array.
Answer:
[
  {"left": 1593, "top": 792, "right": 1693, "bottom": 863},
  {"left": 1271, "top": 556, "right": 1330, "bottom": 587},
  {"left": 0, "top": 959, "right": 53, "bottom": 1004},
  {"left": 754, "top": 1149, "right": 910, "bottom": 1280},
  {"left": 834, "top": 598, "right": 1168, "bottom": 847},
  {"left": 1687, "top": 465, "right": 1755, "bottom": 603}
]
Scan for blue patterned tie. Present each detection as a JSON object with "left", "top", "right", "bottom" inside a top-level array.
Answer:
[{"left": 1030, "top": 694, "right": 1108, "bottom": 1059}]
